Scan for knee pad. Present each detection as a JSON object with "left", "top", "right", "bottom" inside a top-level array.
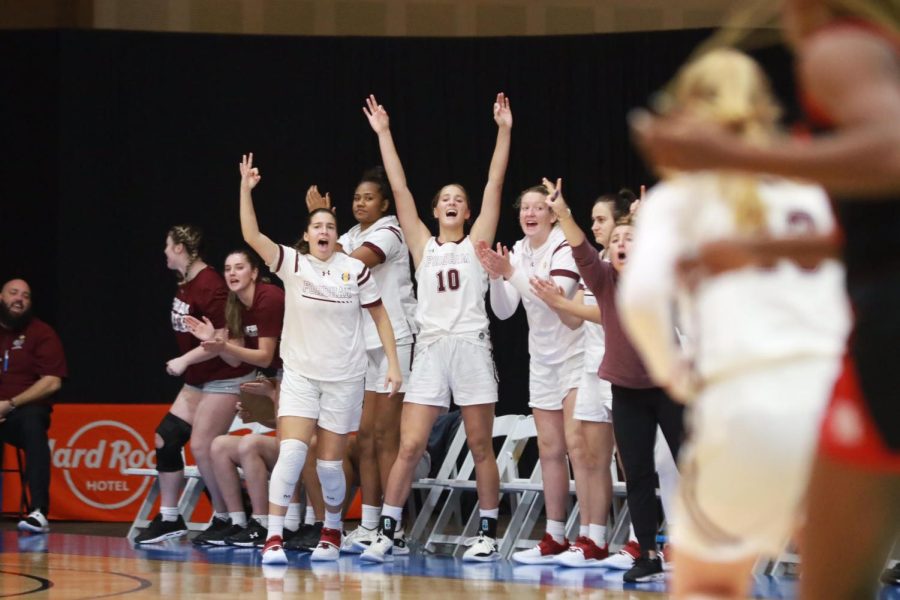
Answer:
[
  {"left": 269, "top": 439, "right": 308, "bottom": 507},
  {"left": 154, "top": 413, "right": 192, "bottom": 472},
  {"left": 316, "top": 459, "right": 346, "bottom": 508}
]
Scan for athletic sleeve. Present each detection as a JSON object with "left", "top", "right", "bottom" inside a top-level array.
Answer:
[
  {"left": 268, "top": 244, "right": 295, "bottom": 280},
  {"left": 361, "top": 225, "right": 404, "bottom": 265},
  {"left": 357, "top": 263, "right": 382, "bottom": 308},
  {"left": 549, "top": 242, "right": 581, "bottom": 299},
  {"left": 489, "top": 277, "right": 521, "bottom": 320},
  {"left": 618, "top": 185, "right": 686, "bottom": 386}
]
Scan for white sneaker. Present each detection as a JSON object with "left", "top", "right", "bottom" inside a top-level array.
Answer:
[
  {"left": 310, "top": 527, "right": 342, "bottom": 561},
  {"left": 344, "top": 525, "right": 378, "bottom": 553},
  {"left": 462, "top": 532, "right": 500, "bottom": 563},
  {"left": 392, "top": 531, "right": 410, "bottom": 556},
  {"left": 360, "top": 533, "right": 394, "bottom": 563},
  {"left": 18, "top": 510, "right": 49, "bottom": 534},
  {"left": 597, "top": 540, "right": 640, "bottom": 570},
  {"left": 261, "top": 536, "right": 288, "bottom": 565}
]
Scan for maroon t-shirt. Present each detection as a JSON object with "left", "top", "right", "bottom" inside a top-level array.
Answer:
[
  {"left": 239, "top": 282, "right": 285, "bottom": 370},
  {"left": 571, "top": 240, "right": 655, "bottom": 389},
  {"left": 0, "top": 317, "right": 67, "bottom": 401},
  {"left": 171, "top": 266, "right": 253, "bottom": 386}
]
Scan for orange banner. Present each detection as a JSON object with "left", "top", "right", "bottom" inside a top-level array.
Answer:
[{"left": 1, "top": 404, "right": 360, "bottom": 522}]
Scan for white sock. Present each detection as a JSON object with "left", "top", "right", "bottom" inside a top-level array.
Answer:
[
  {"left": 546, "top": 519, "right": 566, "bottom": 544},
  {"left": 590, "top": 524, "right": 607, "bottom": 546},
  {"left": 628, "top": 523, "right": 637, "bottom": 543},
  {"left": 160, "top": 506, "right": 179, "bottom": 522},
  {"left": 579, "top": 524, "right": 589, "bottom": 538},
  {"left": 252, "top": 514, "right": 268, "bottom": 528},
  {"left": 361, "top": 504, "right": 381, "bottom": 530},
  {"left": 284, "top": 503, "right": 301, "bottom": 531},
  {"left": 305, "top": 505, "right": 317, "bottom": 525},
  {"left": 268, "top": 515, "right": 285, "bottom": 540},
  {"left": 480, "top": 507, "right": 499, "bottom": 519},
  {"left": 229, "top": 511, "right": 247, "bottom": 527},
  {"left": 381, "top": 503, "right": 403, "bottom": 524},
  {"left": 324, "top": 509, "right": 342, "bottom": 532}
]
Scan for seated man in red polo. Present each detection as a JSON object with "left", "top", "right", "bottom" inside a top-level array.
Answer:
[{"left": 0, "top": 278, "right": 67, "bottom": 533}]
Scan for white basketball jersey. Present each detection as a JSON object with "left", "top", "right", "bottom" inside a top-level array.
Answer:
[
  {"left": 269, "top": 245, "right": 381, "bottom": 381},
  {"left": 415, "top": 236, "right": 490, "bottom": 346},
  {"left": 509, "top": 227, "right": 584, "bottom": 364},
  {"left": 640, "top": 175, "right": 850, "bottom": 381},
  {"left": 339, "top": 216, "right": 418, "bottom": 349}
]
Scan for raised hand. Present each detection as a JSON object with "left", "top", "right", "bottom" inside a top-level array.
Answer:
[
  {"left": 306, "top": 185, "right": 333, "bottom": 213},
  {"left": 475, "top": 240, "right": 512, "bottom": 279},
  {"left": 542, "top": 177, "right": 570, "bottom": 218},
  {"left": 363, "top": 94, "right": 390, "bottom": 134},
  {"left": 493, "top": 93, "right": 512, "bottom": 129},
  {"left": 183, "top": 315, "right": 216, "bottom": 342},
  {"left": 240, "top": 153, "right": 262, "bottom": 191}
]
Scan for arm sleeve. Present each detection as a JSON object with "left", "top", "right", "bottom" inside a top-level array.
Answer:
[
  {"left": 618, "top": 188, "right": 685, "bottom": 385},
  {"left": 571, "top": 239, "right": 608, "bottom": 299},
  {"left": 489, "top": 276, "right": 521, "bottom": 320},
  {"left": 357, "top": 263, "right": 383, "bottom": 308}
]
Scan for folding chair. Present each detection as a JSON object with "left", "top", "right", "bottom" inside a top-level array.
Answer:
[
  {"left": 409, "top": 414, "right": 523, "bottom": 554},
  {"left": 0, "top": 444, "right": 29, "bottom": 518}
]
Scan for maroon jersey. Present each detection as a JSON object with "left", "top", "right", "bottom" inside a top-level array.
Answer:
[
  {"left": 239, "top": 282, "right": 285, "bottom": 370},
  {"left": 0, "top": 317, "right": 67, "bottom": 401},
  {"left": 171, "top": 266, "right": 253, "bottom": 385}
]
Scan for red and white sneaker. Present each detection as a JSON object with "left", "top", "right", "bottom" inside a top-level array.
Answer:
[
  {"left": 261, "top": 535, "right": 288, "bottom": 565},
  {"left": 512, "top": 533, "right": 569, "bottom": 564},
  {"left": 554, "top": 536, "right": 609, "bottom": 567},
  {"left": 310, "top": 527, "right": 342, "bottom": 561},
  {"left": 596, "top": 539, "right": 640, "bottom": 570}
]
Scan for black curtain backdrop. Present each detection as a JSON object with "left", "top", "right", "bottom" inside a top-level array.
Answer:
[{"left": 1, "top": 29, "right": 794, "bottom": 415}]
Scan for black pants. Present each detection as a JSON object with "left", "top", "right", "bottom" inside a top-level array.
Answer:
[
  {"left": 611, "top": 385, "right": 684, "bottom": 554},
  {"left": 0, "top": 403, "right": 52, "bottom": 515}
]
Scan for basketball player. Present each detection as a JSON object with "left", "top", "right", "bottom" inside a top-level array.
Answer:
[
  {"left": 359, "top": 93, "right": 511, "bottom": 563},
  {"left": 621, "top": 48, "right": 851, "bottom": 599},
  {"left": 305, "top": 167, "right": 418, "bottom": 554},
  {"left": 236, "top": 153, "right": 402, "bottom": 565},
  {"left": 631, "top": 2, "right": 900, "bottom": 596}
]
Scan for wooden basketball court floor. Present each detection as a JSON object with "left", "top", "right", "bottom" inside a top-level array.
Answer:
[{"left": 0, "top": 528, "right": 853, "bottom": 599}]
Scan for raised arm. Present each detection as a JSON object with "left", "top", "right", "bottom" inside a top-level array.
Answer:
[
  {"left": 239, "top": 153, "right": 279, "bottom": 265},
  {"left": 363, "top": 96, "right": 431, "bottom": 261},
  {"left": 470, "top": 93, "right": 512, "bottom": 246}
]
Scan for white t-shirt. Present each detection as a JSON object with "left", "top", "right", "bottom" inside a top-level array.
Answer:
[
  {"left": 415, "top": 236, "right": 490, "bottom": 347},
  {"left": 619, "top": 173, "right": 850, "bottom": 384},
  {"left": 339, "top": 216, "right": 418, "bottom": 349},
  {"left": 269, "top": 245, "right": 382, "bottom": 382},
  {"left": 490, "top": 226, "right": 584, "bottom": 364}
]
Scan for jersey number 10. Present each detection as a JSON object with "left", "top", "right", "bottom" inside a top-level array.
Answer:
[{"left": 436, "top": 268, "right": 460, "bottom": 292}]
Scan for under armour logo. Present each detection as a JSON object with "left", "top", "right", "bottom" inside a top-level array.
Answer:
[
  {"left": 249, "top": 531, "right": 259, "bottom": 539},
  {"left": 322, "top": 270, "right": 331, "bottom": 276}
]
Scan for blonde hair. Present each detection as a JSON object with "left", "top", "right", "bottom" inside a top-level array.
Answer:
[
  {"left": 167, "top": 224, "right": 204, "bottom": 284},
  {"left": 671, "top": 49, "right": 782, "bottom": 234}
]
